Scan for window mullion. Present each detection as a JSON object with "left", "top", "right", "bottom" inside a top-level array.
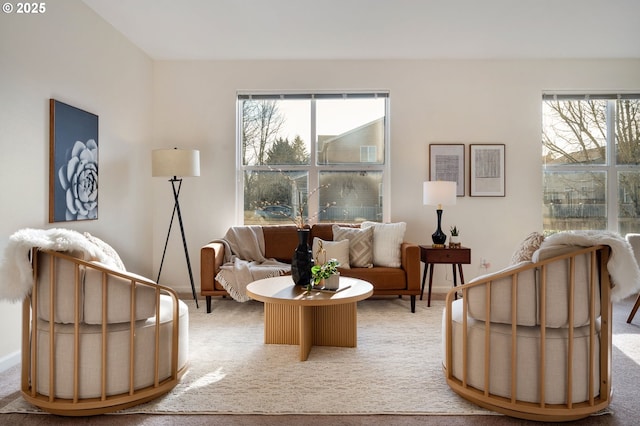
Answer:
[{"left": 607, "top": 100, "right": 618, "bottom": 231}]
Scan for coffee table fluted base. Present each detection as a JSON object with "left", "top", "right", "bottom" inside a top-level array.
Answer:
[
  {"left": 246, "top": 276, "right": 373, "bottom": 361},
  {"left": 264, "top": 303, "right": 357, "bottom": 361}
]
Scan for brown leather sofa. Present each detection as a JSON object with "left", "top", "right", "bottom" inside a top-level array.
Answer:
[{"left": 200, "top": 224, "right": 421, "bottom": 313}]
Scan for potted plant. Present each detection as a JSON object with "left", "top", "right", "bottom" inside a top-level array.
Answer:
[
  {"left": 450, "top": 226, "right": 461, "bottom": 248},
  {"left": 311, "top": 258, "right": 341, "bottom": 290}
]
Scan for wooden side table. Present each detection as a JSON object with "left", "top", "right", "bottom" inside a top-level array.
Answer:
[{"left": 419, "top": 245, "right": 471, "bottom": 307}]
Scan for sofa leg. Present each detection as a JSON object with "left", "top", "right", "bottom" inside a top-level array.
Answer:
[
  {"left": 410, "top": 295, "right": 416, "bottom": 313},
  {"left": 206, "top": 296, "right": 212, "bottom": 313}
]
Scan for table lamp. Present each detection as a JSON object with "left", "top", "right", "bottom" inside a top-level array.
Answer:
[{"left": 423, "top": 181, "right": 457, "bottom": 247}]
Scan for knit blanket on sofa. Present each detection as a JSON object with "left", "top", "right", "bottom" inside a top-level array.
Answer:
[
  {"left": 0, "top": 228, "right": 125, "bottom": 302},
  {"left": 540, "top": 230, "right": 640, "bottom": 302},
  {"left": 214, "top": 226, "right": 290, "bottom": 302}
]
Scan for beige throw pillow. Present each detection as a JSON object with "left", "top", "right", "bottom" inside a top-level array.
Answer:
[
  {"left": 332, "top": 225, "right": 373, "bottom": 268},
  {"left": 361, "top": 221, "right": 406, "bottom": 268},
  {"left": 312, "top": 237, "right": 350, "bottom": 269},
  {"left": 83, "top": 232, "right": 126, "bottom": 271},
  {"left": 510, "top": 232, "right": 545, "bottom": 264}
]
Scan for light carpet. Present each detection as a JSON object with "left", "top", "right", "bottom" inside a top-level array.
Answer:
[{"left": 2, "top": 297, "right": 496, "bottom": 415}]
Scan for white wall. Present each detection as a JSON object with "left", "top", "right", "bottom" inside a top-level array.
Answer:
[
  {"left": 0, "top": 1, "right": 153, "bottom": 369},
  {"left": 2, "top": 0, "right": 640, "bottom": 373},
  {"left": 152, "top": 59, "right": 640, "bottom": 296}
]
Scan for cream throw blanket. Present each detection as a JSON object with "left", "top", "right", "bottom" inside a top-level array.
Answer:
[
  {"left": 540, "top": 230, "right": 640, "bottom": 302},
  {"left": 214, "top": 226, "right": 290, "bottom": 302},
  {"left": 0, "top": 228, "right": 125, "bottom": 302}
]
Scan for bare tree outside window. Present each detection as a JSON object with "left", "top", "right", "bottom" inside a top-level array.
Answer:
[
  {"left": 239, "top": 93, "right": 388, "bottom": 225},
  {"left": 542, "top": 96, "right": 640, "bottom": 234}
]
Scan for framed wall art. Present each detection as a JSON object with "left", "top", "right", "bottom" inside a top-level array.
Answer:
[
  {"left": 429, "top": 143, "right": 465, "bottom": 196},
  {"left": 49, "top": 99, "right": 99, "bottom": 222},
  {"left": 469, "top": 144, "right": 505, "bottom": 197}
]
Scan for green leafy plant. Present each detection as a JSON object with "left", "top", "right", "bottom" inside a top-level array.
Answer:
[
  {"left": 311, "top": 258, "right": 340, "bottom": 285},
  {"left": 450, "top": 226, "right": 459, "bottom": 236}
]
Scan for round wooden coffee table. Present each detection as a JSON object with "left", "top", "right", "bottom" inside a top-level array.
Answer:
[{"left": 246, "top": 276, "right": 373, "bottom": 361}]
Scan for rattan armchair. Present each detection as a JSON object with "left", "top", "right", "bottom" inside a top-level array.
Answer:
[
  {"left": 442, "top": 244, "right": 612, "bottom": 422},
  {"left": 21, "top": 249, "right": 189, "bottom": 416}
]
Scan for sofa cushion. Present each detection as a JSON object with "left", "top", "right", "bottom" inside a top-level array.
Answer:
[
  {"left": 262, "top": 225, "right": 299, "bottom": 262},
  {"left": 361, "top": 221, "right": 406, "bottom": 268},
  {"left": 341, "top": 266, "right": 407, "bottom": 290},
  {"left": 510, "top": 232, "right": 544, "bottom": 264},
  {"left": 332, "top": 225, "right": 373, "bottom": 268},
  {"left": 312, "top": 237, "right": 350, "bottom": 269}
]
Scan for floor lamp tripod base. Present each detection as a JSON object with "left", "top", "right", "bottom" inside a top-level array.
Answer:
[{"left": 157, "top": 177, "right": 199, "bottom": 308}]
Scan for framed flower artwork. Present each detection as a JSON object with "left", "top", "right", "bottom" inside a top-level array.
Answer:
[{"left": 49, "top": 99, "right": 99, "bottom": 222}]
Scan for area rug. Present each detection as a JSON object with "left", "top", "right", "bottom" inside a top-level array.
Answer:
[{"left": 0, "top": 298, "right": 498, "bottom": 415}]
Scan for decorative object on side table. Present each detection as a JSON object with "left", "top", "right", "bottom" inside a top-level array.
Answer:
[
  {"left": 449, "top": 226, "right": 461, "bottom": 248},
  {"left": 423, "top": 181, "right": 457, "bottom": 247}
]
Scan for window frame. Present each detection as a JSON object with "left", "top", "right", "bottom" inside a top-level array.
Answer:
[
  {"left": 542, "top": 93, "right": 640, "bottom": 233},
  {"left": 236, "top": 91, "right": 391, "bottom": 225}
]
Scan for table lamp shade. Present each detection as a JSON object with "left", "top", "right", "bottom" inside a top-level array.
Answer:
[
  {"left": 423, "top": 181, "right": 457, "bottom": 208},
  {"left": 152, "top": 149, "right": 200, "bottom": 177}
]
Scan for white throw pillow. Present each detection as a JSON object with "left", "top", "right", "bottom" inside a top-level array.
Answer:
[
  {"left": 311, "top": 237, "right": 350, "bottom": 269},
  {"left": 361, "top": 221, "right": 406, "bottom": 268}
]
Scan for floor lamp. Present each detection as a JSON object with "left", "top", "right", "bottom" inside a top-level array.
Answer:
[{"left": 152, "top": 148, "right": 200, "bottom": 308}]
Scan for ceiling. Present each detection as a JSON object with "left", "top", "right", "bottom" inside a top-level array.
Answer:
[{"left": 82, "top": 0, "right": 640, "bottom": 61}]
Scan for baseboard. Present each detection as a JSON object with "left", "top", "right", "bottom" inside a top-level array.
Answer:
[{"left": 0, "top": 350, "right": 20, "bottom": 373}]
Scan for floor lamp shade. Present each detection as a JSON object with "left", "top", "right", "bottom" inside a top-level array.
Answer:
[
  {"left": 423, "top": 181, "right": 457, "bottom": 246},
  {"left": 152, "top": 149, "right": 200, "bottom": 177}
]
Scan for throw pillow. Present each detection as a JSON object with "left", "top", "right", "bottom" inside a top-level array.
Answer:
[
  {"left": 83, "top": 232, "right": 126, "bottom": 271},
  {"left": 332, "top": 225, "right": 373, "bottom": 268},
  {"left": 510, "top": 232, "right": 545, "bottom": 264},
  {"left": 360, "top": 221, "right": 406, "bottom": 268},
  {"left": 311, "top": 237, "right": 350, "bottom": 269}
]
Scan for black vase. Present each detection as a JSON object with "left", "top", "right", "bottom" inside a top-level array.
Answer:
[{"left": 291, "top": 228, "right": 313, "bottom": 286}]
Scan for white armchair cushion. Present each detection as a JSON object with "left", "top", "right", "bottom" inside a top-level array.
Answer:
[
  {"left": 35, "top": 295, "right": 188, "bottom": 399},
  {"left": 36, "top": 251, "right": 86, "bottom": 324},
  {"left": 83, "top": 261, "right": 158, "bottom": 324},
  {"left": 445, "top": 299, "right": 601, "bottom": 405},
  {"left": 532, "top": 248, "right": 600, "bottom": 328},
  {"left": 467, "top": 261, "right": 538, "bottom": 326}
]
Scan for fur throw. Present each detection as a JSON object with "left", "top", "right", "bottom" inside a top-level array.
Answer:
[
  {"left": 0, "top": 228, "right": 124, "bottom": 302},
  {"left": 541, "top": 230, "right": 640, "bottom": 302}
]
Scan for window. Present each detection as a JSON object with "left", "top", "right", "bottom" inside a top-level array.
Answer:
[
  {"left": 238, "top": 92, "right": 389, "bottom": 225},
  {"left": 542, "top": 94, "right": 640, "bottom": 235}
]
